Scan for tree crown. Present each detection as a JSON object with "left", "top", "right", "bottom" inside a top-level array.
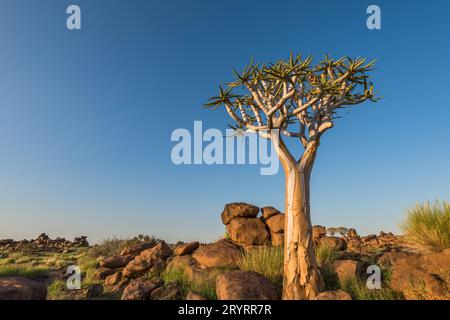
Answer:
[{"left": 205, "top": 53, "right": 379, "bottom": 148}]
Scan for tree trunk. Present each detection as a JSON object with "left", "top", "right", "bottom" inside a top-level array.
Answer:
[{"left": 281, "top": 141, "right": 322, "bottom": 300}]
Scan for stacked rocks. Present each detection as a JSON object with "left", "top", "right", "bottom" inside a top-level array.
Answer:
[
  {"left": 221, "top": 203, "right": 285, "bottom": 247},
  {"left": 0, "top": 233, "right": 90, "bottom": 253}
]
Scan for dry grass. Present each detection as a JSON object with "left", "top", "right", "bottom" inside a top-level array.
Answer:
[
  {"left": 400, "top": 200, "right": 450, "bottom": 252},
  {"left": 237, "top": 246, "right": 284, "bottom": 287}
]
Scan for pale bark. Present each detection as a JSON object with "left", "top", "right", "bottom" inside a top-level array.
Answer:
[{"left": 279, "top": 140, "right": 322, "bottom": 300}]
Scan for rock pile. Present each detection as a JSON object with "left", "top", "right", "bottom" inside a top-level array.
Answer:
[
  {"left": 96, "top": 238, "right": 247, "bottom": 300},
  {"left": 221, "top": 203, "right": 285, "bottom": 248},
  {"left": 0, "top": 233, "right": 89, "bottom": 253}
]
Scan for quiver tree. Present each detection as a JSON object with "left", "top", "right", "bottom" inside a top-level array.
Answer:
[{"left": 205, "top": 53, "right": 379, "bottom": 299}]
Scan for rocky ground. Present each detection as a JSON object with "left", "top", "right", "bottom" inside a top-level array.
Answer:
[{"left": 1, "top": 202, "right": 449, "bottom": 300}]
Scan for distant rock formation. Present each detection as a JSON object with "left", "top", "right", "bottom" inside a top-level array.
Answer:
[{"left": 0, "top": 233, "right": 89, "bottom": 253}]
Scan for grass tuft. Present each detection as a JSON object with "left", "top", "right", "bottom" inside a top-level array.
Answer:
[
  {"left": 161, "top": 268, "right": 217, "bottom": 300},
  {"left": 237, "top": 246, "right": 283, "bottom": 287},
  {"left": 340, "top": 276, "right": 404, "bottom": 300},
  {"left": 400, "top": 200, "right": 450, "bottom": 251}
]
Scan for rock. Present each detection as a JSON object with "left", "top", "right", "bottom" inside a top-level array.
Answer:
[
  {"left": 175, "top": 241, "right": 199, "bottom": 256},
  {"left": 85, "top": 284, "right": 103, "bottom": 298},
  {"left": 73, "top": 236, "right": 89, "bottom": 247},
  {"left": 347, "top": 228, "right": 358, "bottom": 239},
  {"left": 100, "top": 255, "right": 134, "bottom": 269},
  {"left": 186, "top": 291, "right": 207, "bottom": 300},
  {"left": 221, "top": 203, "right": 259, "bottom": 225},
  {"left": 319, "top": 236, "right": 347, "bottom": 251},
  {"left": 265, "top": 214, "right": 285, "bottom": 234},
  {"left": 122, "top": 241, "right": 172, "bottom": 278},
  {"left": 0, "top": 277, "right": 47, "bottom": 300},
  {"left": 109, "top": 279, "right": 129, "bottom": 294},
  {"left": 390, "top": 250, "right": 450, "bottom": 300},
  {"left": 193, "top": 240, "right": 241, "bottom": 268},
  {"left": 148, "top": 259, "right": 167, "bottom": 275},
  {"left": 150, "top": 283, "right": 182, "bottom": 300},
  {"left": 313, "top": 225, "right": 327, "bottom": 242},
  {"left": 314, "top": 290, "right": 352, "bottom": 300},
  {"left": 104, "top": 272, "right": 122, "bottom": 286},
  {"left": 332, "top": 260, "right": 365, "bottom": 282},
  {"left": 121, "top": 279, "right": 162, "bottom": 300},
  {"left": 226, "top": 218, "right": 269, "bottom": 245},
  {"left": 216, "top": 271, "right": 279, "bottom": 300},
  {"left": 377, "top": 252, "right": 409, "bottom": 269},
  {"left": 271, "top": 232, "right": 284, "bottom": 247},
  {"left": 120, "top": 241, "right": 157, "bottom": 256},
  {"left": 347, "top": 239, "right": 364, "bottom": 252},
  {"left": 166, "top": 255, "right": 222, "bottom": 286},
  {"left": 261, "top": 206, "right": 281, "bottom": 220},
  {"left": 94, "top": 267, "right": 115, "bottom": 280}
]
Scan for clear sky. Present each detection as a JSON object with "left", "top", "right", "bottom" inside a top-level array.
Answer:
[{"left": 1, "top": 0, "right": 449, "bottom": 243}]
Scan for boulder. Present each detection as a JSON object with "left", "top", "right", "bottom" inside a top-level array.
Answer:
[
  {"left": 319, "top": 236, "right": 347, "bottom": 251},
  {"left": 121, "top": 278, "right": 162, "bottom": 300},
  {"left": 94, "top": 267, "right": 115, "bottom": 280},
  {"left": 120, "top": 241, "right": 157, "bottom": 256},
  {"left": 377, "top": 252, "right": 409, "bottom": 269},
  {"left": 221, "top": 203, "right": 259, "bottom": 225},
  {"left": 347, "top": 239, "right": 364, "bottom": 252},
  {"left": 347, "top": 228, "right": 358, "bottom": 239},
  {"left": 193, "top": 240, "right": 241, "bottom": 269},
  {"left": 332, "top": 260, "right": 365, "bottom": 282},
  {"left": 122, "top": 241, "right": 172, "bottom": 278},
  {"left": 167, "top": 255, "right": 222, "bottom": 286},
  {"left": 85, "top": 284, "right": 103, "bottom": 298},
  {"left": 186, "top": 291, "right": 207, "bottom": 300},
  {"left": 100, "top": 255, "right": 134, "bottom": 269},
  {"left": 175, "top": 241, "right": 199, "bottom": 256},
  {"left": 150, "top": 282, "right": 182, "bottom": 300},
  {"left": 226, "top": 218, "right": 269, "bottom": 245},
  {"left": 271, "top": 232, "right": 284, "bottom": 247},
  {"left": 390, "top": 250, "right": 450, "bottom": 300},
  {"left": 104, "top": 272, "right": 122, "bottom": 286},
  {"left": 314, "top": 290, "right": 352, "bottom": 300},
  {"left": 265, "top": 214, "right": 285, "bottom": 234},
  {"left": 261, "top": 206, "right": 281, "bottom": 220},
  {"left": 312, "top": 225, "right": 327, "bottom": 242},
  {"left": 216, "top": 271, "right": 279, "bottom": 300},
  {"left": 0, "top": 277, "right": 47, "bottom": 300}
]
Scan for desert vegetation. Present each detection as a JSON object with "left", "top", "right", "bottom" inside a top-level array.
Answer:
[
  {"left": 400, "top": 200, "right": 450, "bottom": 252},
  {"left": 1, "top": 201, "right": 449, "bottom": 300}
]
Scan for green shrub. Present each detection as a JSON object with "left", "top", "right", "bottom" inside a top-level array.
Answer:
[
  {"left": 237, "top": 246, "right": 283, "bottom": 287},
  {"left": 340, "top": 276, "right": 403, "bottom": 300},
  {"left": 316, "top": 243, "right": 340, "bottom": 268},
  {"left": 89, "top": 236, "right": 159, "bottom": 258},
  {"left": 161, "top": 268, "right": 217, "bottom": 300},
  {"left": 400, "top": 200, "right": 450, "bottom": 251},
  {"left": 47, "top": 280, "right": 68, "bottom": 300},
  {"left": 315, "top": 243, "right": 340, "bottom": 291},
  {"left": 88, "top": 237, "right": 136, "bottom": 258}
]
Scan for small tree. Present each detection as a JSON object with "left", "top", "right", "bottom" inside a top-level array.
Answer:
[{"left": 205, "top": 53, "right": 378, "bottom": 299}]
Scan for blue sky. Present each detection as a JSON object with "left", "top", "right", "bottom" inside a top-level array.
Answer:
[{"left": 0, "top": 0, "right": 449, "bottom": 243}]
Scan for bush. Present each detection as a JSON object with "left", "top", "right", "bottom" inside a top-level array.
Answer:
[
  {"left": 89, "top": 235, "right": 159, "bottom": 258},
  {"left": 400, "top": 200, "right": 450, "bottom": 251},
  {"left": 316, "top": 243, "right": 340, "bottom": 269},
  {"left": 315, "top": 243, "right": 340, "bottom": 291},
  {"left": 237, "top": 246, "right": 283, "bottom": 287},
  {"left": 47, "top": 280, "right": 68, "bottom": 300}
]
